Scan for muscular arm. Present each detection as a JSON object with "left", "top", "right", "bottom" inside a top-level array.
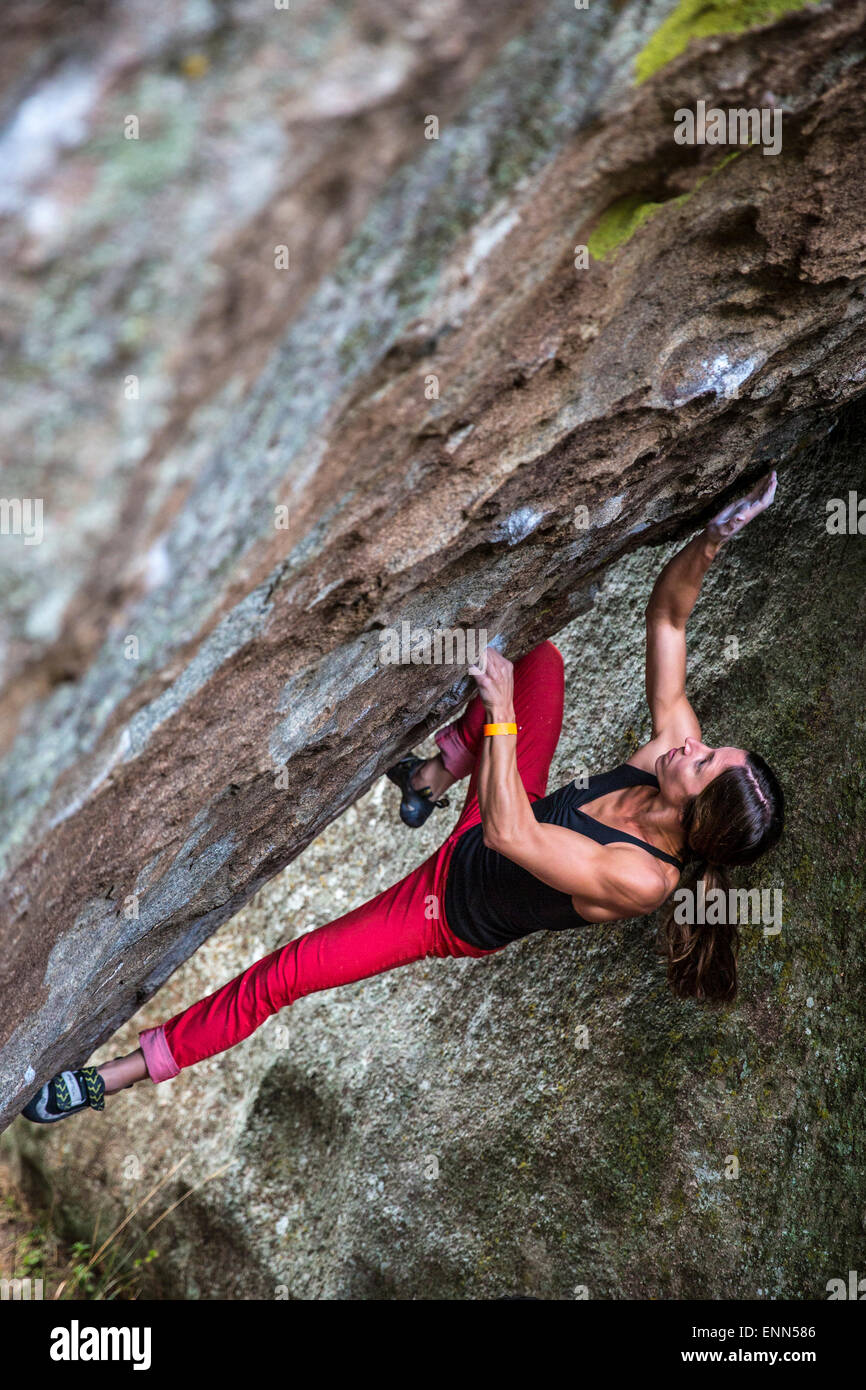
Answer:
[
  {"left": 641, "top": 530, "right": 719, "bottom": 741},
  {"left": 466, "top": 651, "right": 535, "bottom": 850},
  {"left": 630, "top": 470, "right": 778, "bottom": 770},
  {"left": 469, "top": 650, "right": 670, "bottom": 920},
  {"left": 489, "top": 812, "right": 670, "bottom": 920}
]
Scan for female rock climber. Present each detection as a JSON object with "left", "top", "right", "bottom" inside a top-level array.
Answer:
[{"left": 24, "top": 472, "right": 783, "bottom": 1124}]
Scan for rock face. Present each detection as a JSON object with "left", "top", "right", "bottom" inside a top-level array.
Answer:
[
  {"left": 1, "top": 0, "right": 865, "bottom": 1296},
  {"left": 6, "top": 413, "right": 866, "bottom": 1299}
]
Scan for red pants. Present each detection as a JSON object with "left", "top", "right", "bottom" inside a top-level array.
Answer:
[{"left": 139, "top": 641, "right": 565, "bottom": 1082}]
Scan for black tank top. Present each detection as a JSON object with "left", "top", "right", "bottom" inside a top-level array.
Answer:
[{"left": 443, "top": 762, "right": 685, "bottom": 950}]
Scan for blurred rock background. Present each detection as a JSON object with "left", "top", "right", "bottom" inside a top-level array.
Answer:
[{"left": 0, "top": 0, "right": 550, "bottom": 728}]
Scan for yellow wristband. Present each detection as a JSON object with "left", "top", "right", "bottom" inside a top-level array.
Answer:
[{"left": 483, "top": 722, "right": 517, "bottom": 736}]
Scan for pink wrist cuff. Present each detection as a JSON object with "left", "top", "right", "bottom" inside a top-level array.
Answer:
[
  {"left": 139, "top": 1025, "right": 180, "bottom": 1084},
  {"left": 434, "top": 722, "right": 475, "bottom": 780}
]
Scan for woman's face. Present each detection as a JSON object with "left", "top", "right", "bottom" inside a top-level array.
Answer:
[{"left": 655, "top": 737, "right": 747, "bottom": 804}]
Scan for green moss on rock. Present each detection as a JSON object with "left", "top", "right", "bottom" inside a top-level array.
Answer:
[
  {"left": 635, "top": 0, "right": 817, "bottom": 85},
  {"left": 587, "top": 152, "right": 741, "bottom": 261},
  {"left": 586, "top": 195, "right": 667, "bottom": 261}
]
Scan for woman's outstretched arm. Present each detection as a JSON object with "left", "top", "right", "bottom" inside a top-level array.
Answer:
[{"left": 630, "top": 470, "right": 778, "bottom": 769}]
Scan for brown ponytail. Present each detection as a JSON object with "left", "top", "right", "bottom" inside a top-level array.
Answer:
[{"left": 659, "top": 752, "right": 785, "bottom": 1003}]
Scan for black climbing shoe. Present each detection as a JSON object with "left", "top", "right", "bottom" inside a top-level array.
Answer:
[
  {"left": 386, "top": 755, "right": 450, "bottom": 828},
  {"left": 22, "top": 1067, "right": 106, "bottom": 1124}
]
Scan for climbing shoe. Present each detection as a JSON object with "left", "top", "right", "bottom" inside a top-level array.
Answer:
[
  {"left": 386, "top": 755, "right": 449, "bottom": 828},
  {"left": 22, "top": 1066, "right": 106, "bottom": 1124}
]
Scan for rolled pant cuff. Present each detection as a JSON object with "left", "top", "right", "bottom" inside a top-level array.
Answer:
[
  {"left": 434, "top": 722, "right": 475, "bottom": 779},
  {"left": 139, "top": 1025, "right": 180, "bottom": 1084}
]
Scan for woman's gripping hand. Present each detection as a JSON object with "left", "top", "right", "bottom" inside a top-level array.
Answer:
[
  {"left": 706, "top": 469, "right": 777, "bottom": 545},
  {"left": 468, "top": 646, "right": 515, "bottom": 721}
]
